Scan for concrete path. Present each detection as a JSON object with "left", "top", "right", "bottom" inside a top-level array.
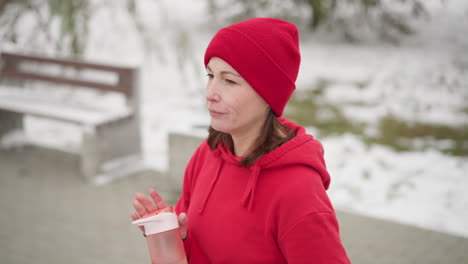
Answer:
[{"left": 1, "top": 146, "right": 467, "bottom": 263}]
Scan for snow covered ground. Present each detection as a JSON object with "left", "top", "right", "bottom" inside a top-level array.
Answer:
[{"left": 1, "top": 0, "right": 467, "bottom": 238}]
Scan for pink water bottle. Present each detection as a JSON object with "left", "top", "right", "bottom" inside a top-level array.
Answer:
[{"left": 132, "top": 207, "right": 187, "bottom": 264}]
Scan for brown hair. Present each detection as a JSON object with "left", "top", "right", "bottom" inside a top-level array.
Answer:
[{"left": 207, "top": 109, "right": 295, "bottom": 167}]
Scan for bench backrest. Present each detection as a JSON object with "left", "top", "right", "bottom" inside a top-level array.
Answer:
[{"left": 0, "top": 52, "right": 136, "bottom": 97}]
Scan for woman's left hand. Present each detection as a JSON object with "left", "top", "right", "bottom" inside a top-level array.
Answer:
[{"left": 130, "top": 188, "right": 188, "bottom": 240}]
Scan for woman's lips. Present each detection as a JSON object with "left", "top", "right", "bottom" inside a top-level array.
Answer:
[{"left": 209, "top": 109, "right": 225, "bottom": 118}]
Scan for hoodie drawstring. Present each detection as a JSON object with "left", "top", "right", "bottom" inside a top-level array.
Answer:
[{"left": 240, "top": 165, "right": 261, "bottom": 211}]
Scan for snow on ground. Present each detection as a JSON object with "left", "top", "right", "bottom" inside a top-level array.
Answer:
[
  {"left": 1, "top": 0, "right": 467, "bottom": 237},
  {"left": 298, "top": 21, "right": 468, "bottom": 126},
  {"left": 321, "top": 133, "right": 468, "bottom": 238}
]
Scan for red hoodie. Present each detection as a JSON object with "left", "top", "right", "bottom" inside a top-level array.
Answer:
[{"left": 176, "top": 118, "right": 350, "bottom": 263}]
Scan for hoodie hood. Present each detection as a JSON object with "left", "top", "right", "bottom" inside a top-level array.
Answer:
[{"left": 210, "top": 117, "right": 330, "bottom": 211}]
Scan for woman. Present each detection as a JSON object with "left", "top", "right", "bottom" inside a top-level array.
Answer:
[{"left": 131, "top": 17, "right": 351, "bottom": 263}]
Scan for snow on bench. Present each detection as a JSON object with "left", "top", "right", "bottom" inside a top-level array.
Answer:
[{"left": 0, "top": 86, "right": 133, "bottom": 126}]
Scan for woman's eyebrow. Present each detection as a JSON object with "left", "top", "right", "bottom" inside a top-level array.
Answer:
[
  {"left": 221, "top": 71, "right": 241, "bottom": 77},
  {"left": 206, "top": 66, "right": 240, "bottom": 77}
]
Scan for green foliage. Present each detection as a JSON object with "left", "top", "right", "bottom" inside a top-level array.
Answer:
[
  {"left": 208, "top": 0, "right": 429, "bottom": 43},
  {"left": 284, "top": 80, "right": 365, "bottom": 137},
  {"left": 299, "top": 0, "right": 336, "bottom": 29},
  {"left": 284, "top": 83, "right": 468, "bottom": 157},
  {"left": 0, "top": 0, "right": 90, "bottom": 54},
  {"left": 127, "top": 0, "right": 137, "bottom": 15},
  {"left": 375, "top": 116, "right": 468, "bottom": 156},
  {"left": 48, "top": 0, "right": 90, "bottom": 54}
]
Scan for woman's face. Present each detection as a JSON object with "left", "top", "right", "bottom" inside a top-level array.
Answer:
[{"left": 206, "top": 57, "right": 269, "bottom": 136}]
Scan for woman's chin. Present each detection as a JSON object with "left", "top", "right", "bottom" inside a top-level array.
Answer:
[{"left": 210, "top": 121, "right": 232, "bottom": 134}]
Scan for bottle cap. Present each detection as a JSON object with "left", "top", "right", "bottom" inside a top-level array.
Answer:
[{"left": 132, "top": 206, "right": 179, "bottom": 236}]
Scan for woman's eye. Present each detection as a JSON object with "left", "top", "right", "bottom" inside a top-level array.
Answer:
[
  {"left": 225, "top": 79, "right": 237, "bottom": 85},
  {"left": 206, "top": 73, "right": 214, "bottom": 79}
]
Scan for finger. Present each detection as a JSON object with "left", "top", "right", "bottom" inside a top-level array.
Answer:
[
  {"left": 159, "top": 207, "right": 172, "bottom": 213},
  {"left": 149, "top": 188, "right": 167, "bottom": 209},
  {"left": 130, "top": 211, "right": 140, "bottom": 221},
  {"left": 132, "top": 199, "right": 148, "bottom": 217},
  {"left": 178, "top": 213, "right": 188, "bottom": 240},
  {"left": 135, "top": 193, "right": 157, "bottom": 213},
  {"left": 130, "top": 212, "right": 145, "bottom": 232}
]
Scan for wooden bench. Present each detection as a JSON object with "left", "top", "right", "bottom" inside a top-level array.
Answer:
[{"left": 0, "top": 52, "right": 144, "bottom": 184}]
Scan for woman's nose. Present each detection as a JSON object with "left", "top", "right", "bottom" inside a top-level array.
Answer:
[{"left": 206, "top": 80, "right": 220, "bottom": 102}]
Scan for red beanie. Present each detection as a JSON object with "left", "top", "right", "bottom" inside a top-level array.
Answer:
[{"left": 204, "top": 18, "right": 301, "bottom": 117}]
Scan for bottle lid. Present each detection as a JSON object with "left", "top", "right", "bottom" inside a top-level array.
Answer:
[{"left": 132, "top": 206, "right": 179, "bottom": 236}]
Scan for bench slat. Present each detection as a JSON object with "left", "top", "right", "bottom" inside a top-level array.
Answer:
[
  {"left": 2, "top": 70, "right": 131, "bottom": 95},
  {"left": 0, "top": 91, "right": 132, "bottom": 126},
  {"left": 1, "top": 52, "right": 134, "bottom": 73},
  {"left": 1, "top": 52, "right": 135, "bottom": 95}
]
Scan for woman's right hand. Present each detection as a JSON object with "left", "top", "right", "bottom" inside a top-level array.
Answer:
[{"left": 130, "top": 188, "right": 188, "bottom": 240}]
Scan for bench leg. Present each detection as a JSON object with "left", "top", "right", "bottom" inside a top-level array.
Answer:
[
  {"left": 80, "top": 117, "right": 143, "bottom": 183},
  {"left": 0, "top": 111, "right": 23, "bottom": 139}
]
